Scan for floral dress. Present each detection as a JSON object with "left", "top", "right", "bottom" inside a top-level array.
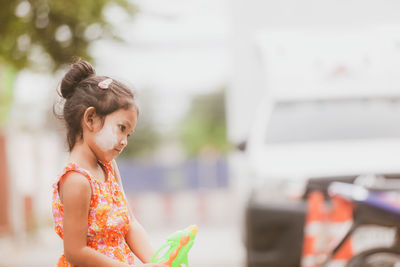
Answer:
[{"left": 52, "top": 161, "right": 135, "bottom": 266}]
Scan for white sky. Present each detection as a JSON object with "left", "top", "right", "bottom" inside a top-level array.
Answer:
[
  {"left": 96, "top": 0, "right": 232, "bottom": 132},
  {"left": 13, "top": 0, "right": 232, "bottom": 131}
]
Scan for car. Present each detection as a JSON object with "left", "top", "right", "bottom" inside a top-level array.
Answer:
[{"left": 238, "top": 28, "right": 400, "bottom": 267}]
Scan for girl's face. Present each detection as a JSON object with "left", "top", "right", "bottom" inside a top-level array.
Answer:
[{"left": 90, "top": 107, "right": 137, "bottom": 162}]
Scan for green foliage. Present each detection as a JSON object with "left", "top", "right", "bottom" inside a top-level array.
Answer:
[
  {"left": 0, "top": 65, "right": 17, "bottom": 127},
  {"left": 0, "top": 0, "right": 137, "bottom": 72},
  {"left": 119, "top": 119, "right": 160, "bottom": 159},
  {"left": 180, "top": 88, "right": 231, "bottom": 157},
  {"left": 0, "top": 0, "right": 136, "bottom": 128}
]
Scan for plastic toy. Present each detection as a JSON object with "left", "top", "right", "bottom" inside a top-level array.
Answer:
[{"left": 151, "top": 224, "right": 197, "bottom": 267}]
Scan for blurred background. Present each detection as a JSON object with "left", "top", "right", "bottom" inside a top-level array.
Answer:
[{"left": 1, "top": 0, "right": 400, "bottom": 267}]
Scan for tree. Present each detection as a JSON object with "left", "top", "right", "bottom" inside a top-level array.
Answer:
[
  {"left": 179, "top": 88, "right": 231, "bottom": 157},
  {"left": 0, "top": 0, "right": 136, "bottom": 234},
  {"left": 0, "top": 0, "right": 136, "bottom": 71}
]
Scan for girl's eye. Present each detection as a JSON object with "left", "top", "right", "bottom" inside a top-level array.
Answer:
[
  {"left": 120, "top": 125, "right": 126, "bottom": 132},
  {"left": 127, "top": 134, "right": 131, "bottom": 138}
]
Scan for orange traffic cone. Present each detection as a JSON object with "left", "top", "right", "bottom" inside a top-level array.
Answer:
[
  {"left": 328, "top": 195, "right": 354, "bottom": 265},
  {"left": 301, "top": 191, "right": 328, "bottom": 267}
]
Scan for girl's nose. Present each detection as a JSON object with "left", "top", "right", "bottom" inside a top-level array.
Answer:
[{"left": 120, "top": 138, "right": 127, "bottom": 146}]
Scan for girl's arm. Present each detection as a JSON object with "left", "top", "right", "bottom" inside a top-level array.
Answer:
[
  {"left": 111, "top": 160, "right": 156, "bottom": 263},
  {"left": 61, "top": 172, "right": 164, "bottom": 267},
  {"left": 60, "top": 172, "right": 130, "bottom": 267}
]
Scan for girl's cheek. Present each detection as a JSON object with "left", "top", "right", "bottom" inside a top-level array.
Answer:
[{"left": 94, "top": 124, "right": 118, "bottom": 152}]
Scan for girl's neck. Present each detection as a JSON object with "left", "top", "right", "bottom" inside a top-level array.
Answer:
[{"left": 69, "top": 141, "right": 99, "bottom": 169}]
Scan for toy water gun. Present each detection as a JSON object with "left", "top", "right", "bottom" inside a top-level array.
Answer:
[{"left": 151, "top": 225, "right": 197, "bottom": 267}]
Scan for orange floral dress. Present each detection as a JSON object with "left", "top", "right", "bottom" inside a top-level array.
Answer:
[{"left": 52, "top": 161, "right": 135, "bottom": 266}]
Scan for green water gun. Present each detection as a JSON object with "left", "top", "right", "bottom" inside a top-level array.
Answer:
[{"left": 151, "top": 225, "right": 197, "bottom": 267}]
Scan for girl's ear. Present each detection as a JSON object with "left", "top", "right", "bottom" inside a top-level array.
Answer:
[{"left": 83, "top": 107, "right": 98, "bottom": 131}]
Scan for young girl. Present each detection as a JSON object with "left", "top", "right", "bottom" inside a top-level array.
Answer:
[{"left": 52, "top": 59, "right": 166, "bottom": 267}]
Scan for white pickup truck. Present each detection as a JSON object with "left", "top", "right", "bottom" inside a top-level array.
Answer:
[{"left": 246, "top": 93, "right": 400, "bottom": 198}]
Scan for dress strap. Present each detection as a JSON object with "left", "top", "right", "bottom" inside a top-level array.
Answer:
[
  {"left": 98, "top": 160, "right": 116, "bottom": 183},
  {"left": 98, "top": 160, "right": 113, "bottom": 173},
  {"left": 53, "top": 162, "right": 94, "bottom": 191}
]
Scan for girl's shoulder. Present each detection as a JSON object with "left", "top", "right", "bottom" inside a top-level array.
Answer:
[
  {"left": 53, "top": 162, "right": 94, "bottom": 190},
  {"left": 53, "top": 162, "right": 93, "bottom": 207},
  {"left": 58, "top": 171, "right": 92, "bottom": 197},
  {"left": 60, "top": 162, "right": 93, "bottom": 180}
]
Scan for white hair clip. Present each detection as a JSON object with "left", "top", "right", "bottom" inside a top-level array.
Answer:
[{"left": 98, "top": 78, "right": 113, "bottom": 89}]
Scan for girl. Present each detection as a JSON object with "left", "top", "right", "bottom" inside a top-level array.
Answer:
[{"left": 52, "top": 59, "right": 166, "bottom": 267}]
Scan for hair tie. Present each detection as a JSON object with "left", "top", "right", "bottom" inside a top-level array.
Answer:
[{"left": 98, "top": 78, "right": 113, "bottom": 89}]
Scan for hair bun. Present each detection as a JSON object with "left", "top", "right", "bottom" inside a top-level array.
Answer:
[{"left": 60, "top": 59, "right": 96, "bottom": 99}]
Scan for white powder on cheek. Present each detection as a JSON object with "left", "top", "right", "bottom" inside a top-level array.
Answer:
[{"left": 94, "top": 124, "right": 118, "bottom": 152}]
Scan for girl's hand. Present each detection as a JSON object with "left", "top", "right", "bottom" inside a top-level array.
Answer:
[{"left": 135, "top": 264, "right": 168, "bottom": 267}]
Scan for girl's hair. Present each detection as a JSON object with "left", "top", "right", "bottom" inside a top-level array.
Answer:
[{"left": 54, "top": 59, "right": 138, "bottom": 151}]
